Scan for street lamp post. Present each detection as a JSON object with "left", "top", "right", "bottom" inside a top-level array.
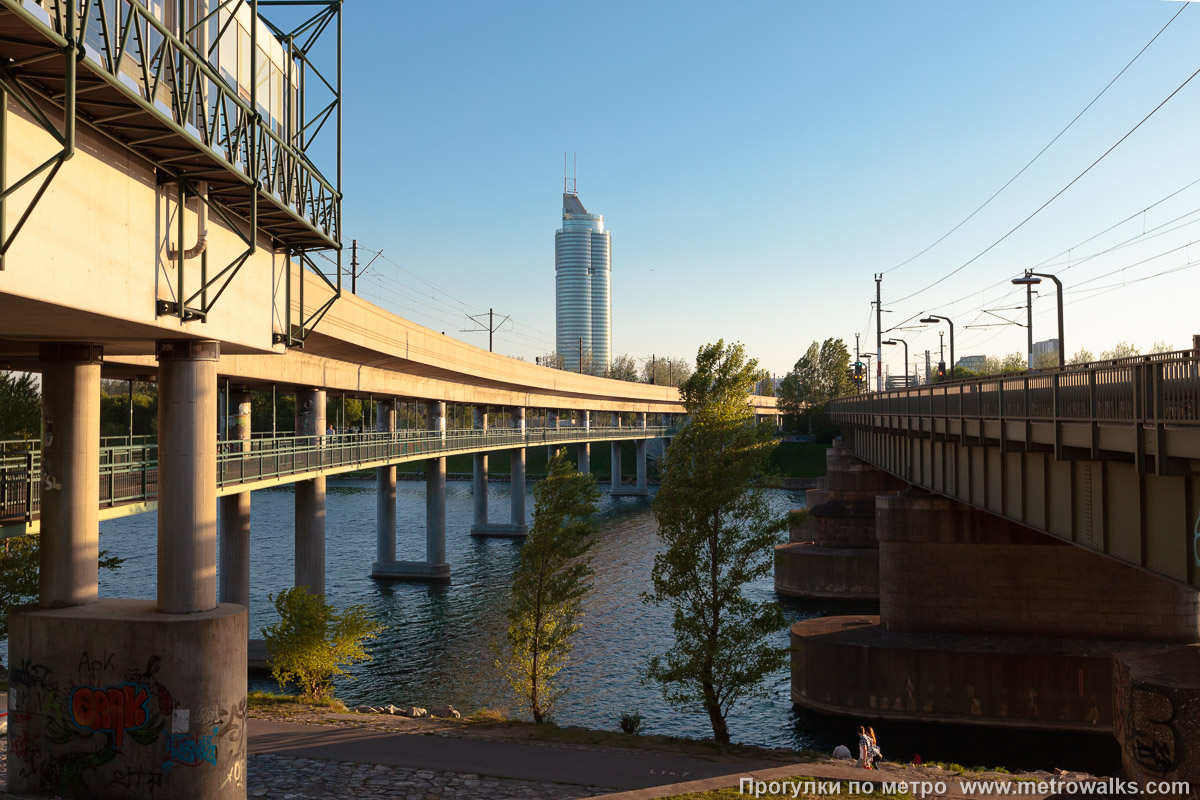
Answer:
[
  {"left": 919, "top": 315, "right": 954, "bottom": 379},
  {"left": 1022, "top": 271, "right": 1064, "bottom": 367},
  {"left": 882, "top": 338, "right": 909, "bottom": 387}
]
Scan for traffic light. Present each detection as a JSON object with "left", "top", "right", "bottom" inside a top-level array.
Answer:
[{"left": 937, "top": 361, "right": 946, "bottom": 380}]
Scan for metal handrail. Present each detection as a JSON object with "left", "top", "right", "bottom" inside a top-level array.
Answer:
[
  {"left": 826, "top": 350, "right": 1200, "bottom": 427},
  {"left": 0, "top": 425, "right": 674, "bottom": 524}
]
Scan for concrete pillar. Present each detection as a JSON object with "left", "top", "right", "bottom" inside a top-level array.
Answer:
[
  {"left": 511, "top": 406, "right": 526, "bottom": 528},
  {"left": 610, "top": 440, "right": 622, "bottom": 490},
  {"left": 375, "top": 399, "right": 396, "bottom": 566},
  {"left": 157, "top": 340, "right": 220, "bottom": 613},
  {"left": 547, "top": 408, "right": 558, "bottom": 461},
  {"left": 636, "top": 439, "right": 648, "bottom": 490},
  {"left": 10, "top": 340, "right": 246, "bottom": 800},
  {"left": 218, "top": 386, "right": 252, "bottom": 608},
  {"left": 37, "top": 343, "right": 102, "bottom": 608},
  {"left": 294, "top": 387, "right": 326, "bottom": 596},
  {"left": 426, "top": 400, "right": 447, "bottom": 564},
  {"left": 578, "top": 410, "right": 591, "bottom": 474},
  {"left": 473, "top": 405, "right": 488, "bottom": 528}
]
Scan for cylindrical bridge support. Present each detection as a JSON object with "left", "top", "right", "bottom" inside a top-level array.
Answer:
[
  {"left": 578, "top": 410, "right": 591, "bottom": 474},
  {"left": 375, "top": 399, "right": 397, "bottom": 567},
  {"left": 38, "top": 342, "right": 102, "bottom": 608},
  {"left": 473, "top": 405, "right": 488, "bottom": 528},
  {"left": 218, "top": 386, "right": 252, "bottom": 608},
  {"left": 636, "top": 439, "right": 648, "bottom": 491},
  {"left": 294, "top": 386, "right": 326, "bottom": 596},
  {"left": 610, "top": 440, "right": 623, "bottom": 491},
  {"left": 510, "top": 406, "right": 527, "bottom": 531},
  {"left": 546, "top": 408, "right": 559, "bottom": 462},
  {"left": 426, "top": 400, "right": 448, "bottom": 566},
  {"left": 157, "top": 340, "right": 220, "bottom": 614}
]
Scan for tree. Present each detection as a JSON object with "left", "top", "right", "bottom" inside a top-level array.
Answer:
[
  {"left": 261, "top": 587, "right": 384, "bottom": 700},
  {"left": 1101, "top": 342, "right": 1140, "bottom": 361},
  {"left": 642, "top": 356, "right": 692, "bottom": 387},
  {"left": 538, "top": 351, "right": 566, "bottom": 370},
  {"left": 0, "top": 535, "right": 123, "bottom": 643},
  {"left": 1068, "top": 348, "right": 1094, "bottom": 366},
  {"left": 605, "top": 354, "right": 640, "bottom": 382},
  {"left": 776, "top": 339, "right": 852, "bottom": 436},
  {"left": 1001, "top": 352, "right": 1027, "bottom": 372},
  {"left": 644, "top": 340, "right": 788, "bottom": 744},
  {"left": 495, "top": 449, "right": 600, "bottom": 723},
  {"left": 1032, "top": 349, "right": 1060, "bottom": 370},
  {"left": 1149, "top": 339, "right": 1174, "bottom": 355},
  {"left": 0, "top": 372, "right": 41, "bottom": 440}
]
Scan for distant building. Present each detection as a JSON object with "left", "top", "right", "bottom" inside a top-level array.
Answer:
[
  {"left": 1033, "top": 338, "right": 1060, "bottom": 362},
  {"left": 555, "top": 191, "right": 611, "bottom": 373},
  {"left": 886, "top": 375, "right": 913, "bottom": 390},
  {"left": 956, "top": 355, "right": 986, "bottom": 373}
]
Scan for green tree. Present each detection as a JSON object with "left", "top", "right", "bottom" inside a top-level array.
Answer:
[
  {"left": 262, "top": 587, "right": 384, "bottom": 700},
  {"left": 1068, "top": 348, "right": 1094, "bottom": 365},
  {"left": 1101, "top": 342, "right": 1140, "bottom": 361},
  {"left": 606, "top": 354, "right": 641, "bottom": 382},
  {"left": 496, "top": 449, "right": 600, "bottom": 723},
  {"left": 777, "top": 339, "right": 852, "bottom": 436},
  {"left": 1001, "top": 352, "right": 1027, "bottom": 372},
  {"left": 1149, "top": 339, "right": 1174, "bottom": 355},
  {"left": 538, "top": 351, "right": 566, "bottom": 370},
  {"left": 642, "top": 356, "right": 692, "bottom": 387},
  {"left": 0, "top": 372, "right": 41, "bottom": 440},
  {"left": 1032, "top": 349, "right": 1060, "bottom": 370},
  {"left": 0, "top": 535, "right": 123, "bottom": 643},
  {"left": 644, "top": 340, "right": 788, "bottom": 744}
]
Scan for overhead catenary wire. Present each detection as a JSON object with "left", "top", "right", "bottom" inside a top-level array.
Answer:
[
  {"left": 890, "top": 60, "right": 1200, "bottom": 306},
  {"left": 880, "top": 2, "right": 1190, "bottom": 277}
]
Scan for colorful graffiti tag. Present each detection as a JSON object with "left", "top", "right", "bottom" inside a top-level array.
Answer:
[
  {"left": 163, "top": 726, "right": 219, "bottom": 772},
  {"left": 69, "top": 684, "right": 152, "bottom": 748}
]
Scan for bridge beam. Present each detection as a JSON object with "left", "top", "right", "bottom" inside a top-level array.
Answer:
[
  {"left": 294, "top": 387, "right": 327, "bottom": 595},
  {"left": 218, "top": 386, "right": 252, "bottom": 608}
]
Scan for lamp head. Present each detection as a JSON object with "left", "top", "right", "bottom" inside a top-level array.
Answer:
[
  {"left": 1011, "top": 275, "right": 1041, "bottom": 286},
  {"left": 883, "top": 339, "right": 897, "bottom": 345},
  {"left": 919, "top": 317, "right": 939, "bottom": 324}
]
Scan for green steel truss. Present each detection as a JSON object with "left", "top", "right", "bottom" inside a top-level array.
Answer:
[{"left": 0, "top": 0, "right": 342, "bottom": 337}]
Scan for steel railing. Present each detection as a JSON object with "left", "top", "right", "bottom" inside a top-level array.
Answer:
[
  {"left": 0, "top": 425, "right": 674, "bottom": 524},
  {"left": 826, "top": 348, "right": 1200, "bottom": 428}
]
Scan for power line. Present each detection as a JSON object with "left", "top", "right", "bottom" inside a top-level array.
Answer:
[
  {"left": 881, "top": 2, "right": 1189, "bottom": 277},
  {"left": 891, "top": 59, "right": 1200, "bottom": 306}
]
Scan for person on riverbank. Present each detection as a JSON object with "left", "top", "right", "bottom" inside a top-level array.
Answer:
[
  {"left": 857, "top": 726, "right": 874, "bottom": 768},
  {"left": 867, "top": 727, "right": 882, "bottom": 767}
]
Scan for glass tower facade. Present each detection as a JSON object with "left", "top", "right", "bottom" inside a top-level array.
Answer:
[{"left": 555, "top": 192, "right": 611, "bottom": 374}]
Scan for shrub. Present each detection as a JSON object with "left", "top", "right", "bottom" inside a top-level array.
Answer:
[
  {"left": 261, "top": 587, "right": 384, "bottom": 701},
  {"left": 619, "top": 709, "right": 644, "bottom": 735}
]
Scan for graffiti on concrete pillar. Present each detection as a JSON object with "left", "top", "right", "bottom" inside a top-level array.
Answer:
[
  {"left": 1130, "top": 688, "right": 1179, "bottom": 775},
  {"left": 68, "top": 684, "right": 153, "bottom": 748}
]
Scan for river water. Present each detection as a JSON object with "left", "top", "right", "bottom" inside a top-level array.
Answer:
[{"left": 92, "top": 477, "right": 1118, "bottom": 772}]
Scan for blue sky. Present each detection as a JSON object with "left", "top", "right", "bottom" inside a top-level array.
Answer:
[{"left": 337, "top": 1, "right": 1200, "bottom": 378}]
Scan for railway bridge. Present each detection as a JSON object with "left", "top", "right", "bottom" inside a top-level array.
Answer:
[{"left": 783, "top": 351, "right": 1200, "bottom": 790}]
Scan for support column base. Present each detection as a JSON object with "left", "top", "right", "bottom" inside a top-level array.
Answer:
[
  {"left": 470, "top": 523, "right": 529, "bottom": 538},
  {"left": 791, "top": 614, "right": 1143, "bottom": 734},
  {"left": 609, "top": 487, "right": 650, "bottom": 497},
  {"left": 1114, "top": 645, "right": 1200, "bottom": 790},
  {"left": 774, "top": 542, "right": 879, "bottom": 599},
  {"left": 8, "top": 598, "right": 247, "bottom": 800},
  {"left": 371, "top": 561, "right": 451, "bottom": 581}
]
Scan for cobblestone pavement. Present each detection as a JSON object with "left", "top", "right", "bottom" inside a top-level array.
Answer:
[
  {"left": 0, "top": 737, "right": 613, "bottom": 800},
  {"left": 247, "top": 754, "right": 614, "bottom": 799}
]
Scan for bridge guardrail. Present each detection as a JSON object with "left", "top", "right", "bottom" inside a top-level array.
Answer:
[
  {"left": 826, "top": 349, "right": 1200, "bottom": 428},
  {"left": 0, "top": 425, "right": 674, "bottom": 526}
]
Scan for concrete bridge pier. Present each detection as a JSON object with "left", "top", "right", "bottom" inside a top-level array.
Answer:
[
  {"left": 372, "top": 399, "right": 397, "bottom": 574},
  {"left": 219, "top": 386, "right": 252, "bottom": 608},
  {"left": 577, "top": 410, "right": 591, "bottom": 474},
  {"left": 546, "top": 409, "right": 558, "bottom": 462},
  {"left": 294, "top": 387, "right": 327, "bottom": 595},
  {"left": 470, "top": 407, "right": 528, "bottom": 538},
  {"left": 773, "top": 441, "right": 902, "bottom": 599},
  {"left": 10, "top": 340, "right": 247, "bottom": 800},
  {"left": 375, "top": 401, "right": 451, "bottom": 579},
  {"left": 469, "top": 406, "right": 489, "bottom": 533},
  {"left": 791, "top": 487, "right": 1200, "bottom": 736}
]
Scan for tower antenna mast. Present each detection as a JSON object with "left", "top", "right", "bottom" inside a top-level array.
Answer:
[{"left": 564, "top": 152, "right": 577, "bottom": 195}]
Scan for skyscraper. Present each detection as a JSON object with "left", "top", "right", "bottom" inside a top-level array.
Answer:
[{"left": 555, "top": 191, "right": 611, "bottom": 374}]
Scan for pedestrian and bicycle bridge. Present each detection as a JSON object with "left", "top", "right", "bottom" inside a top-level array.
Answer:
[{"left": 779, "top": 348, "right": 1200, "bottom": 793}]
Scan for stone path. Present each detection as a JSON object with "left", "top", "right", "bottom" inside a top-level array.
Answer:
[{"left": 246, "top": 754, "right": 614, "bottom": 799}]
